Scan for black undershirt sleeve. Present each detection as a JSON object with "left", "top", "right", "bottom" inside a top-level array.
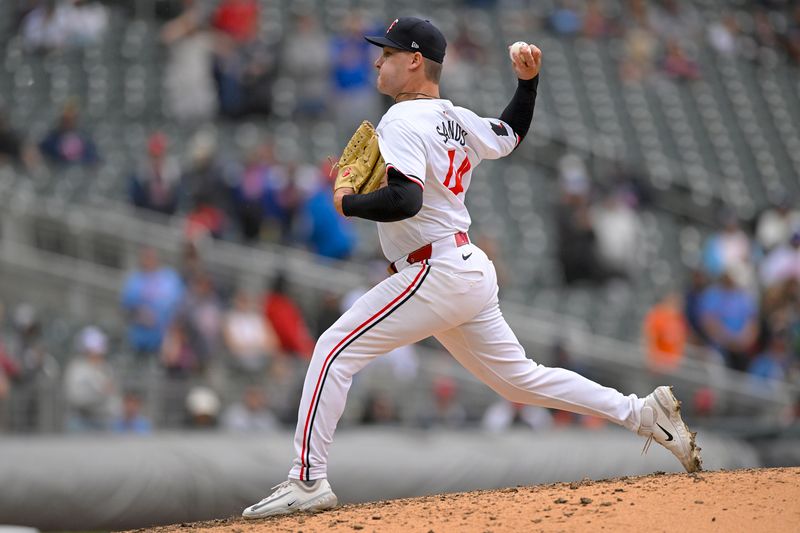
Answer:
[
  {"left": 341, "top": 167, "right": 423, "bottom": 222},
  {"left": 499, "top": 75, "right": 539, "bottom": 143}
]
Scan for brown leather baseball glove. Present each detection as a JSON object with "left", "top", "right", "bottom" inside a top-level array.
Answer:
[{"left": 333, "top": 121, "right": 386, "bottom": 195}]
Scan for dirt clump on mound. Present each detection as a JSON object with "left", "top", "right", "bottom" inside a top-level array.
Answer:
[{"left": 138, "top": 467, "right": 799, "bottom": 532}]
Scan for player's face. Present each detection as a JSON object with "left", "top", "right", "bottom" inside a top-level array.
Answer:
[{"left": 374, "top": 46, "right": 413, "bottom": 97}]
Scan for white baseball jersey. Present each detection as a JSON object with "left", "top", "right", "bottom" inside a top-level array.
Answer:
[
  {"left": 284, "top": 99, "right": 649, "bottom": 484},
  {"left": 375, "top": 99, "right": 518, "bottom": 262}
]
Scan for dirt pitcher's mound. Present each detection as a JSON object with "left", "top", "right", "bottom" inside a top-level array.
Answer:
[{"left": 139, "top": 467, "right": 799, "bottom": 533}]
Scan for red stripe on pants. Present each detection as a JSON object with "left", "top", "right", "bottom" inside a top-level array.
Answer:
[{"left": 299, "top": 263, "right": 428, "bottom": 479}]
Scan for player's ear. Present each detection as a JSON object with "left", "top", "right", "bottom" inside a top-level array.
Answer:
[{"left": 410, "top": 51, "right": 424, "bottom": 70}]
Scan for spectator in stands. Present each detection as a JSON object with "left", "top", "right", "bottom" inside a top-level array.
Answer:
[
  {"left": 555, "top": 155, "right": 607, "bottom": 285},
  {"left": 20, "top": 0, "right": 71, "bottom": 52},
  {"left": 707, "top": 13, "right": 738, "bottom": 57},
  {"left": 4, "top": 303, "right": 52, "bottom": 384},
  {"left": 184, "top": 385, "right": 220, "bottom": 429},
  {"left": 359, "top": 390, "right": 400, "bottom": 426},
  {"left": 0, "top": 105, "right": 45, "bottom": 174},
  {"left": 183, "top": 129, "right": 229, "bottom": 213},
  {"left": 231, "top": 143, "right": 272, "bottom": 242},
  {"left": 39, "top": 101, "right": 99, "bottom": 166},
  {"left": 684, "top": 268, "right": 710, "bottom": 344},
  {"left": 301, "top": 167, "right": 357, "bottom": 260},
  {"left": 699, "top": 267, "right": 760, "bottom": 371},
  {"left": 178, "top": 239, "right": 207, "bottom": 284},
  {"left": 64, "top": 0, "right": 108, "bottom": 46},
  {"left": 619, "top": 17, "right": 657, "bottom": 83},
  {"left": 662, "top": 39, "right": 701, "bottom": 81},
  {"left": 756, "top": 200, "right": 800, "bottom": 253},
  {"left": 702, "top": 211, "right": 754, "bottom": 286},
  {"left": 3, "top": 303, "right": 57, "bottom": 431},
  {"left": 211, "top": 0, "right": 274, "bottom": 118},
  {"left": 591, "top": 189, "right": 641, "bottom": 279},
  {"left": 161, "top": 317, "right": 200, "bottom": 377},
  {"left": 211, "top": 0, "right": 258, "bottom": 43},
  {"left": 121, "top": 247, "right": 185, "bottom": 356},
  {"left": 482, "top": 401, "right": 554, "bottom": 432},
  {"left": 748, "top": 333, "right": 792, "bottom": 390},
  {"left": 280, "top": 12, "right": 331, "bottom": 119},
  {"left": 186, "top": 191, "right": 228, "bottom": 242},
  {"left": 161, "top": 0, "right": 219, "bottom": 123},
  {"left": 416, "top": 376, "right": 467, "bottom": 429},
  {"left": 329, "top": 14, "right": 381, "bottom": 135},
  {"left": 180, "top": 271, "right": 223, "bottom": 364},
  {"left": 753, "top": 8, "right": 780, "bottom": 53},
  {"left": 267, "top": 162, "right": 317, "bottom": 245},
  {"left": 760, "top": 230, "right": 800, "bottom": 290},
  {"left": 643, "top": 291, "right": 687, "bottom": 373},
  {"left": 182, "top": 131, "right": 230, "bottom": 241},
  {"left": 111, "top": 390, "right": 153, "bottom": 434},
  {"left": 548, "top": 0, "right": 582, "bottom": 37},
  {"left": 223, "top": 289, "right": 279, "bottom": 372},
  {"left": 263, "top": 273, "right": 315, "bottom": 359},
  {"left": 63, "top": 326, "right": 118, "bottom": 432},
  {"left": 222, "top": 386, "right": 280, "bottom": 432},
  {"left": 129, "top": 132, "right": 181, "bottom": 216}
]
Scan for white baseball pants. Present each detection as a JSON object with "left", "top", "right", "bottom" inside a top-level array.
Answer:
[{"left": 289, "top": 237, "right": 645, "bottom": 481}]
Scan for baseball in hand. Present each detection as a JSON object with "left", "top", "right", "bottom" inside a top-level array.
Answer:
[{"left": 509, "top": 41, "right": 530, "bottom": 67}]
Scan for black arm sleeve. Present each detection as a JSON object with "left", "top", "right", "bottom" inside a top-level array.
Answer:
[
  {"left": 499, "top": 75, "right": 539, "bottom": 143},
  {"left": 341, "top": 167, "right": 423, "bottom": 222}
]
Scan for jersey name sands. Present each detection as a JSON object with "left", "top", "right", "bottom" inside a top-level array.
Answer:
[{"left": 436, "top": 119, "right": 469, "bottom": 146}]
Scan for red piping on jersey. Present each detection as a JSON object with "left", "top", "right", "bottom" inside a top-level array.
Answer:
[
  {"left": 387, "top": 164, "right": 424, "bottom": 190},
  {"left": 299, "top": 262, "right": 429, "bottom": 478}
]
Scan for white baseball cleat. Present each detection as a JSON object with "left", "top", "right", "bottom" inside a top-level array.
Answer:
[
  {"left": 638, "top": 386, "right": 703, "bottom": 473},
  {"left": 242, "top": 478, "right": 338, "bottom": 519}
]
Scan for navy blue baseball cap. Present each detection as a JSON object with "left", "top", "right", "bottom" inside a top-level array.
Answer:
[{"left": 365, "top": 17, "right": 447, "bottom": 64}]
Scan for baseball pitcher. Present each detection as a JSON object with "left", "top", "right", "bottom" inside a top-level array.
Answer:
[{"left": 243, "top": 16, "right": 701, "bottom": 519}]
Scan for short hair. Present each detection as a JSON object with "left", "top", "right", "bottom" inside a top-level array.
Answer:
[{"left": 423, "top": 58, "right": 442, "bottom": 83}]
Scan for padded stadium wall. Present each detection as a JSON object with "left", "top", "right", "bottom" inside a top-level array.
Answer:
[{"left": 0, "top": 428, "right": 759, "bottom": 530}]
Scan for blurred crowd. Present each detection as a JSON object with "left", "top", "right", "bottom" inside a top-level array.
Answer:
[
  {"left": 2, "top": 1, "right": 799, "bottom": 433},
  {"left": 0, "top": 259, "right": 614, "bottom": 433},
  {"left": 2, "top": 0, "right": 799, "bottom": 258},
  {"left": 545, "top": 0, "right": 800, "bottom": 82},
  {"left": 642, "top": 203, "right": 800, "bottom": 393},
  {"left": 554, "top": 153, "right": 649, "bottom": 286},
  {"left": 552, "top": 149, "right": 799, "bottom": 394}
]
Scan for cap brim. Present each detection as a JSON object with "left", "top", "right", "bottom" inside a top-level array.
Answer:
[{"left": 364, "top": 35, "right": 413, "bottom": 53}]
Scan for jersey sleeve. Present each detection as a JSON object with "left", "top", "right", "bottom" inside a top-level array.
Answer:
[
  {"left": 376, "top": 119, "right": 427, "bottom": 189},
  {"left": 475, "top": 117, "right": 519, "bottom": 160},
  {"left": 455, "top": 107, "right": 518, "bottom": 161}
]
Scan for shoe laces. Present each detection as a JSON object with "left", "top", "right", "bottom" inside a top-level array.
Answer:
[
  {"left": 270, "top": 480, "right": 294, "bottom": 494},
  {"left": 641, "top": 434, "right": 654, "bottom": 456}
]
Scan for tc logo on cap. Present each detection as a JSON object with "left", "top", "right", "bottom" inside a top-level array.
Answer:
[{"left": 366, "top": 17, "right": 448, "bottom": 64}]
